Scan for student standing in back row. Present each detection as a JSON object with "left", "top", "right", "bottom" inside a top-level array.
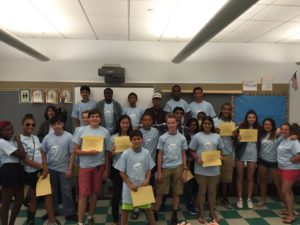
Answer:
[
  {"left": 123, "top": 92, "right": 144, "bottom": 129},
  {"left": 71, "top": 86, "right": 96, "bottom": 127}
]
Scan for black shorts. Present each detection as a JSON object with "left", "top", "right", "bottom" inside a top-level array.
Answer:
[
  {"left": 0, "top": 163, "right": 25, "bottom": 188},
  {"left": 25, "top": 171, "right": 41, "bottom": 189},
  {"left": 258, "top": 157, "right": 278, "bottom": 169}
]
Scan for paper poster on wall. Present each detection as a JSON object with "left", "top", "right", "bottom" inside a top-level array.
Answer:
[
  {"left": 46, "top": 90, "right": 58, "bottom": 104},
  {"left": 19, "top": 89, "right": 31, "bottom": 103},
  {"left": 31, "top": 89, "right": 44, "bottom": 103},
  {"left": 243, "top": 80, "right": 257, "bottom": 91},
  {"left": 61, "top": 89, "right": 72, "bottom": 103}
]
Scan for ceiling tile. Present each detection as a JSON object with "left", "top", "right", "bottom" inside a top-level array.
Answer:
[
  {"left": 80, "top": 0, "right": 128, "bottom": 17},
  {"left": 222, "top": 20, "right": 282, "bottom": 42},
  {"left": 253, "top": 22, "right": 300, "bottom": 42},
  {"left": 237, "top": 4, "right": 268, "bottom": 20},
  {"left": 130, "top": 0, "right": 176, "bottom": 19},
  {"left": 257, "top": 0, "right": 277, "bottom": 4},
  {"left": 274, "top": 0, "right": 300, "bottom": 6},
  {"left": 130, "top": 18, "right": 168, "bottom": 41},
  {"left": 89, "top": 16, "right": 128, "bottom": 40},
  {"left": 253, "top": 5, "right": 300, "bottom": 21},
  {"left": 212, "top": 20, "right": 246, "bottom": 41}
]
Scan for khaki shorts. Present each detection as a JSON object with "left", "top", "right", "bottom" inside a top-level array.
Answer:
[
  {"left": 221, "top": 154, "right": 233, "bottom": 183},
  {"left": 156, "top": 166, "right": 183, "bottom": 195}
]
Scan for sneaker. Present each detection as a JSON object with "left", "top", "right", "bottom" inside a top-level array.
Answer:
[
  {"left": 85, "top": 216, "right": 95, "bottom": 225},
  {"left": 237, "top": 198, "right": 243, "bottom": 209},
  {"left": 158, "top": 203, "right": 166, "bottom": 214},
  {"left": 221, "top": 199, "right": 232, "bottom": 209},
  {"left": 186, "top": 204, "right": 197, "bottom": 215},
  {"left": 65, "top": 214, "right": 78, "bottom": 222},
  {"left": 171, "top": 212, "right": 178, "bottom": 225},
  {"left": 247, "top": 199, "right": 253, "bottom": 209}
]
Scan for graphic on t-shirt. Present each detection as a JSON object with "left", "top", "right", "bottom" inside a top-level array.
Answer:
[
  {"left": 203, "top": 142, "right": 213, "bottom": 150},
  {"left": 167, "top": 143, "right": 178, "bottom": 159},
  {"left": 144, "top": 138, "right": 152, "bottom": 146},
  {"left": 50, "top": 145, "right": 60, "bottom": 159},
  {"left": 133, "top": 161, "right": 144, "bottom": 181}
]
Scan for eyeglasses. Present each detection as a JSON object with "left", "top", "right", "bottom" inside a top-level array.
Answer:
[{"left": 25, "top": 123, "right": 36, "bottom": 127}]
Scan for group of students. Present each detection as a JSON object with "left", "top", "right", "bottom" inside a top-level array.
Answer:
[{"left": 0, "top": 84, "right": 300, "bottom": 225}]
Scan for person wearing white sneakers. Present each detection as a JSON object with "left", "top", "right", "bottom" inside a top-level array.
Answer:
[{"left": 233, "top": 110, "right": 261, "bottom": 209}]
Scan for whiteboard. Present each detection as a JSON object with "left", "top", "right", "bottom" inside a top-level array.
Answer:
[{"left": 74, "top": 87, "right": 154, "bottom": 110}]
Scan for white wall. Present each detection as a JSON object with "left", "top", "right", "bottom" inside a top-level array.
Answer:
[{"left": 0, "top": 39, "right": 299, "bottom": 123}]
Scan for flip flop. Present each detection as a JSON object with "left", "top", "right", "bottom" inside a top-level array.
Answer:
[
  {"left": 198, "top": 217, "right": 205, "bottom": 224},
  {"left": 283, "top": 216, "right": 296, "bottom": 224},
  {"left": 209, "top": 213, "right": 219, "bottom": 223},
  {"left": 279, "top": 210, "right": 288, "bottom": 216}
]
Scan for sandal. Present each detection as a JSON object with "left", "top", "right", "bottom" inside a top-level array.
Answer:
[
  {"left": 130, "top": 210, "right": 139, "bottom": 220},
  {"left": 209, "top": 212, "right": 219, "bottom": 223},
  {"left": 198, "top": 216, "right": 205, "bottom": 224},
  {"left": 279, "top": 210, "right": 288, "bottom": 216},
  {"left": 283, "top": 216, "right": 296, "bottom": 224}
]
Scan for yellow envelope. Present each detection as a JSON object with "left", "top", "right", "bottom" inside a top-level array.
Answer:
[
  {"left": 185, "top": 170, "right": 194, "bottom": 183},
  {"left": 82, "top": 136, "right": 104, "bottom": 152},
  {"left": 115, "top": 136, "right": 131, "bottom": 153},
  {"left": 131, "top": 186, "right": 155, "bottom": 207},
  {"left": 219, "top": 122, "right": 235, "bottom": 136},
  {"left": 239, "top": 129, "right": 258, "bottom": 142},
  {"left": 36, "top": 175, "right": 52, "bottom": 197},
  {"left": 201, "top": 150, "right": 222, "bottom": 167}
]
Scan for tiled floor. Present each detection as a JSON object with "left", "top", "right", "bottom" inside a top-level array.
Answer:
[{"left": 13, "top": 196, "right": 300, "bottom": 225}]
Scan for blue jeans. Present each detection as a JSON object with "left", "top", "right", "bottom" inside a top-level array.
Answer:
[{"left": 49, "top": 169, "right": 75, "bottom": 216}]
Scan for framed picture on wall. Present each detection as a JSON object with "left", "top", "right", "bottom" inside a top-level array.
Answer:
[
  {"left": 31, "top": 89, "right": 44, "bottom": 103},
  {"left": 19, "top": 89, "right": 31, "bottom": 103},
  {"left": 61, "top": 89, "right": 72, "bottom": 103},
  {"left": 46, "top": 90, "right": 58, "bottom": 104}
]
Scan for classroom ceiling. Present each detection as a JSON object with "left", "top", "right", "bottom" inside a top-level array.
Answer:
[{"left": 1, "top": 0, "right": 300, "bottom": 44}]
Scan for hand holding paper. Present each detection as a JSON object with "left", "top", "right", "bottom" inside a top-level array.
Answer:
[
  {"left": 219, "top": 122, "right": 235, "bottom": 136},
  {"left": 114, "top": 136, "right": 131, "bottom": 153},
  {"left": 239, "top": 129, "right": 258, "bottom": 142},
  {"left": 36, "top": 175, "right": 52, "bottom": 197},
  {"left": 82, "top": 136, "right": 104, "bottom": 152},
  {"left": 201, "top": 151, "right": 222, "bottom": 167},
  {"left": 131, "top": 186, "right": 155, "bottom": 207}
]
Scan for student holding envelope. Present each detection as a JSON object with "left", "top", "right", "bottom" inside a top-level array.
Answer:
[
  {"left": 234, "top": 109, "right": 261, "bottom": 209},
  {"left": 73, "top": 109, "right": 110, "bottom": 225},
  {"left": 20, "top": 114, "right": 59, "bottom": 225},
  {"left": 114, "top": 130, "right": 156, "bottom": 225},
  {"left": 107, "top": 115, "right": 133, "bottom": 225},
  {"left": 189, "top": 116, "right": 225, "bottom": 224},
  {"left": 213, "top": 103, "right": 235, "bottom": 209}
]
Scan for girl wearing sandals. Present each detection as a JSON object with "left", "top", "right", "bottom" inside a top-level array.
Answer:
[
  {"left": 20, "top": 114, "right": 60, "bottom": 225},
  {"left": 107, "top": 115, "right": 133, "bottom": 225},
  {"left": 277, "top": 123, "right": 300, "bottom": 224},
  {"left": 189, "top": 116, "right": 225, "bottom": 224},
  {"left": 256, "top": 118, "right": 284, "bottom": 207},
  {"left": 0, "top": 120, "right": 25, "bottom": 225},
  {"left": 234, "top": 109, "right": 261, "bottom": 209}
]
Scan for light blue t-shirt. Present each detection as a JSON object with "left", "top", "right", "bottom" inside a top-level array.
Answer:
[
  {"left": 157, "top": 132, "right": 188, "bottom": 169},
  {"left": 21, "top": 134, "right": 42, "bottom": 173},
  {"left": 164, "top": 98, "right": 190, "bottom": 113},
  {"left": 260, "top": 134, "right": 282, "bottom": 163},
  {"left": 140, "top": 127, "right": 160, "bottom": 161},
  {"left": 107, "top": 133, "right": 124, "bottom": 167},
  {"left": 240, "top": 142, "right": 257, "bottom": 162},
  {"left": 277, "top": 138, "right": 300, "bottom": 170},
  {"left": 42, "top": 131, "right": 74, "bottom": 173},
  {"left": 0, "top": 139, "right": 19, "bottom": 166},
  {"left": 104, "top": 103, "right": 114, "bottom": 133},
  {"left": 71, "top": 100, "right": 96, "bottom": 126},
  {"left": 213, "top": 118, "right": 234, "bottom": 155},
  {"left": 73, "top": 125, "right": 110, "bottom": 168},
  {"left": 123, "top": 106, "right": 144, "bottom": 129},
  {"left": 189, "top": 100, "right": 216, "bottom": 118},
  {"left": 114, "top": 147, "right": 155, "bottom": 204},
  {"left": 189, "top": 132, "right": 224, "bottom": 176}
]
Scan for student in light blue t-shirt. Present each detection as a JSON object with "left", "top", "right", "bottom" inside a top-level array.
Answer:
[
  {"left": 71, "top": 86, "right": 96, "bottom": 127},
  {"left": 123, "top": 92, "right": 144, "bottom": 129},
  {"left": 190, "top": 116, "right": 224, "bottom": 224},
  {"left": 154, "top": 113, "right": 188, "bottom": 225},
  {"left": 164, "top": 85, "right": 190, "bottom": 117},
  {"left": 107, "top": 115, "right": 133, "bottom": 224},
  {"left": 189, "top": 86, "right": 216, "bottom": 118},
  {"left": 114, "top": 130, "right": 156, "bottom": 225},
  {"left": 213, "top": 103, "right": 234, "bottom": 209},
  {"left": 41, "top": 115, "right": 77, "bottom": 222},
  {"left": 276, "top": 123, "right": 300, "bottom": 224},
  {"left": 256, "top": 118, "right": 283, "bottom": 208},
  {"left": 73, "top": 109, "right": 110, "bottom": 225}
]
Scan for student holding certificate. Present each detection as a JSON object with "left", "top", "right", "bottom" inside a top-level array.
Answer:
[
  {"left": 189, "top": 116, "right": 225, "bottom": 224},
  {"left": 107, "top": 115, "right": 133, "bottom": 225},
  {"left": 73, "top": 109, "right": 110, "bottom": 225},
  {"left": 213, "top": 103, "right": 235, "bottom": 209},
  {"left": 234, "top": 110, "right": 261, "bottom": 209},
  {"left": 114, "top": 130, "right": 156, "bottom": 225}
]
